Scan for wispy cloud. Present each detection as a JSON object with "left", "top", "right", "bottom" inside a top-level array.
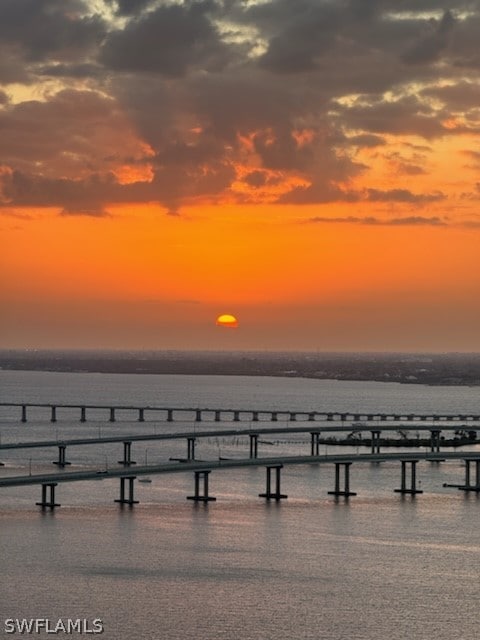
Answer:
[{"left": 305, "top": 215, "right": 448, "bottom": 227}]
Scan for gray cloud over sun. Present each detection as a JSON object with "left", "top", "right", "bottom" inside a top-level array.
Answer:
[{"left": 1, "top": 0, "right": 479, "bottom": 215}]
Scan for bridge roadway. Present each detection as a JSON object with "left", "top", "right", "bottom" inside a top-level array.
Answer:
[
  {"left": 0, "top": 423, "right": 478, "bottom": 453},
  {"left": 3, "top": 450, "right": 480, "bottom": 506},
  {"left": 1, "top": 402, "right": 479, "bottom": 423},
  {"left": 0, "top": 450, "right": 477, "bottom": 488}
]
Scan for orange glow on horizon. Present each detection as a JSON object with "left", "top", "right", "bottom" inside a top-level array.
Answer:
[{"left": 2, "top": 199, "right": 480, "bottom": 349}]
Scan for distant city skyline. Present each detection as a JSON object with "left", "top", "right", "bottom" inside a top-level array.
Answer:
[{"left": 1, "top": 1, "right": 479, "bottom": 351}]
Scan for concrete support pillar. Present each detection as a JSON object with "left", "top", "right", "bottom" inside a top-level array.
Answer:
[
  {"left": 53, "top": 444, "right": 71, "bottom": 467},
  {"left": 187, "top": 437, "right": 196, "bottom": 461},
  {"left": 118, "top": 441, "right": 136, "bottom": 466},
  {"left": 233, "top": 411, "right": 240, "bottom": 422},
  {"left": 109, "top": 407, "right": 116, "bottom": 422},
  {"left": 138, "top": 408, "right": 145, "bottom": 422},
  {"left": 167, "top": 409, "right": 174, "bottom": 422},
  {"left": 195, "top": 409, "right": 202, "bottom": 422},
  {"left": 394, "top": 460, "right": 423, "bottom": 495},
  {"left": 252, "top": 411, "right": 259, "bottom": 422},
  {"left": 430, "top": 430, "right": 441, "bottom": 453},
  {"left": 310, "top": 431, "right": 321, "bottom": 456},
  {"left": 80, "top": 406, "right": 86, "bottom": 422},
  {"left": 50, "top": 406, "right": 57, "bottom": 423},
  {"left": 214, "top": 410, "right": 221, "bottom": 422},
  {"left": 259, "top": 464, "right": 287, "bottom": 500},
  {"left": 458, "top": 459, "right": 480, "bottom": 492},
  {"left": 21, "top": 405, "right": 27, "bottom": 423},
  {"left": 187, "top": 470, "right": 216, "bottom": 502},
  {"left": 327, "top": 414, "right": 334, "bottom": 421},
  {"left": 371, "top": 430, "right": 381, "bottom": 454},
  {"left": 308, "top": 412, "right": 316, "bottom": 422},
  {"left": 115, "top": 476, "right": 139, "bottom": 505},
  {"left": 36, "top": 483, "right": 60, "bottom": 509},
  {"left": 271, "top": 412, "right": 278, "bottom": 422},
  {"left": 249, "top": 434, "right": 259, "bottom": 459},
  {"left": 328, "top": 462, "right": 357, "bottom": 497},
  {"left": 289, "top": 412, "right": 297, "bottom": 422}
]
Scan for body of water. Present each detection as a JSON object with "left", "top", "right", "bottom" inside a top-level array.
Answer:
[{"left": 1, "top": 371, "right": 479, "bottom": 639}]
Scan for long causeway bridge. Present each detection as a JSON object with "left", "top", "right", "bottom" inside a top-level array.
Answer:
[
  {"left": 1, "top": 402, "right": 480, "bottom": 423},
  {"left": 1, "top": 451, "right": 480, "bottom": 508},
  {"left": 0, "top": 416, "right": 480, "bottom": 509}
]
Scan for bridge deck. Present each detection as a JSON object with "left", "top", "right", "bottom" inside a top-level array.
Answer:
[
  {"left": 1, "top": 401, "right": 479, "bottom": 421},
  {"left": 1, "top": 423, "right": 479, "bottom": 452},
  {"left": 1, "top": 450, "right": 478, "bottom": 488}
]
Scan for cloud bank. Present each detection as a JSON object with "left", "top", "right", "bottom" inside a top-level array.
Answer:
[{"left": 1, "top": 0, "right": 479, "bottom": 215}]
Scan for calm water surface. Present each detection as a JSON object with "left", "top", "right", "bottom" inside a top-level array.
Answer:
[{"left": 1, "top": 371, "right": 479, "bottom": 640}]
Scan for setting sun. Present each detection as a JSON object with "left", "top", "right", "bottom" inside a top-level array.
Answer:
[{"left": 216, "top": 314, "right": 239, "bottom": 329}]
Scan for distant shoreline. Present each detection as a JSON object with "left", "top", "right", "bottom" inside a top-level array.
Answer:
[{"left": 1, "top": 350, "right": 480, "bottom": 387}]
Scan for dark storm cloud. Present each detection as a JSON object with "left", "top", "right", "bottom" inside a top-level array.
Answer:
[
  {"left": 0, "top": 0, "right": 105, "bottom": 63},
  {"left": 0, "top": 48, "right": 31, "bottom": 84},
  {"left": 1, "top": 0, "right": 479, "bottom": 213},
  {"left": 0, "top": 168, "right": 117, "bottom": 211},
  {"left": 401, "top": 10, "right": 456, "bottom": 65},
  {"left": 422, "top": 81, "right": 480, "bottom": 110},
  {"left": 188, "top": 70, "right": 302, "bottom": 141},
  {"left": 0, "top": 162, "right": 236, "bottom": 216},
  {"left": 449, "top": 12, "right": 480, "bottom": 68},
  {"left": 253, "top": 0, "right": 342, "bottom": 74},
  {"left": 0, "top": 89, "right": 150, "bottom": 177},
  {"left": 244, "top": 1, "right": 458, "bottom": 79},
  {"left": 334, "top": 95, "right": 448, "bottom": 139},
  {"left": 100, "top": 1, "right": 232, "bottom": 77}
]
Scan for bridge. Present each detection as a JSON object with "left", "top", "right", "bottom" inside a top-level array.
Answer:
[
  {"left": 1, "top": 402, "right": 480, "bottom": 424},
  {"left": 1, "top": 450, "right": 480, "bottom": 505},
  {"left": 2, "top": 448, "right": 480, "bottom": 509},
  {"left": 2, "top": 402, "right": 479, "bottom": 510},
  {"left": 0, "top": 423, "right": 477, "bottom": 467}
]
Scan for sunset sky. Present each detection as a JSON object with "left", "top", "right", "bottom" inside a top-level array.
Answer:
[{"left": 1, "top": 0, "right": 480, "bottom": 351}]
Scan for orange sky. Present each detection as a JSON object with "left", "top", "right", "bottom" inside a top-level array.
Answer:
[
  {"left": 1, "top": 2, "right": 480, "bottom": 351},
  {"left": 2, "top": 199, "right": 479, "bottom": 351}
]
